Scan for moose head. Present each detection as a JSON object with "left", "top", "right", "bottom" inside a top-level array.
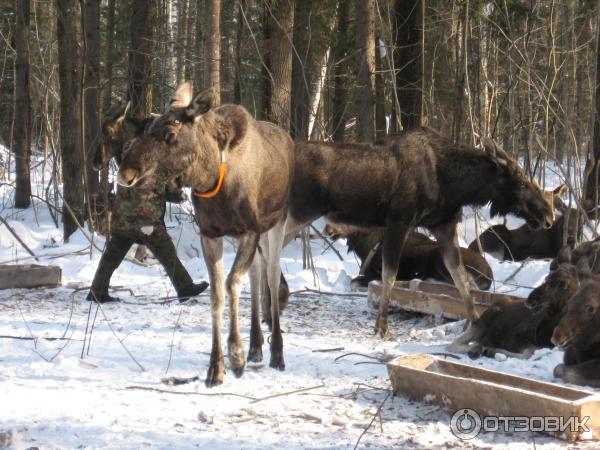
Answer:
[
  {"left": 482, "top": 139, "right": 554, "bottom": 230},
  {"left": 93, "top": 101, "right": 141, "bottom": 170},
  {"left": 551, "top": 275, "right": 600, "bottom": 349},
  {"left": 117, "top": 82, "right": 247, "bottom": 189},
  {"left": 525, "top": 247, "right": 583, "bottom": 312}
]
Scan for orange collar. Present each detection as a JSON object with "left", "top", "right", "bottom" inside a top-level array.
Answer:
[{"left": 193, "top": 161, "right": 227, "bottom": 199}]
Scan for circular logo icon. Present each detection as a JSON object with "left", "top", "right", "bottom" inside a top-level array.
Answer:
[{"left": 450, "top": 408, "right": 482, "bottom": 440}]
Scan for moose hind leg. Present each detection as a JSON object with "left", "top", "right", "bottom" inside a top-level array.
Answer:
[
  {"left": 248, "top": 252, "right": 264, "bottom": 363},
  {"left": 266, "top": 218, "right": 287, "bottom": 370},
  {"left": 376, "top": 222, "right": 412, "bottom": 339},
  {"left": 201, "top": 235, "right": 226, "bottom": 387},
  {"left": 433, "top": 220, "right": 477, "bottom": 325},
  {"left": 226, "top": 232, "right": 260, "bottom": 378}
]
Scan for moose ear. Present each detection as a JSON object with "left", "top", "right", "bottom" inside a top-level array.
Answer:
[
  {"left": 577, "top": 257, "right": 592, "bottom": 279},
  {"left": 104, "top": 100, "right": 131, "bottom": 127},
  {"left": 170, "top": 81, "right": 194, "bottom": 109},
  {"left": 483, "top": 138, "right": 508, "bottom": 167},
  {"left": 556, "top": 246, "right": 572, "bottom": 265},
  {"left": 553, "top": 184, "right": 568, "bottom": 197},
  {"left": 119, "top": 101, "right": 131, "bottom": 123},
  {"left": 185, "top": 89, "right": 214, "bottom": 119}
]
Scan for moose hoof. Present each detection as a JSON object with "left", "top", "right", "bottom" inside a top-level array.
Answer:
[
  {"left": 247, "top": 346, "right": 263, "bottom": 363},
  {"left": 374, "top": 323, "right": 391, "bottom": 340},
  {"left": 228, "top": 340, "right": 246, "bottom": 378},
  {"left": 205, "top": 361, "right": 225, "bottom": 388},
  {"left": 554, "top": 363, "right": 566, "bottom": 379},
  {"left": 467, "top": 345, "right": 483, "bottom": 360},
  {"left": 374, "top": 314, "right": 391, "bottom": 339},
  {"left": 232, "top": 366, "right": 245, "bottom": 378},
  {"left": 269, "top": 353, "right": 286, "bottom": 371}
]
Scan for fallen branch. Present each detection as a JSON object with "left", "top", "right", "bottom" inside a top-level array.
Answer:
[
  {"left": 0, "top": 334, "right": 82, "bottom": 341},
  {"left": 92, "top": 301, "right": 146, "bottom": 372},
  {"left": 125, "top": 385, "right": 257, "bottom": 400},
  {"left": 353, "top": 390, "right": 392, "bottom": 450},
  {"left": 334, "top": 352, "right": 388, "bottom": 363},
  {"left": 250, "top": 383, "right": 326, "bottom": 404},
  {"left": 291, "top": 287, "right": 366, "bottom": 298},
  {"left": 0, "top": 215, "right": 39, "bottom": 261},
  {"left": 310, "top": 224, "right": 345, "bottom": 261},
  {"left": 312, "top": 347, "right": 345, "bottom": 353}
]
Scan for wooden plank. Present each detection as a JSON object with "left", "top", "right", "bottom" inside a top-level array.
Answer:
[
  {"left": 367, "top": 280, "right": 524, "bottom": 320},
  {"left": 388, "top": 354, "right": 600, "bottom": 441},
  {"left": 0, "top": 264, "right": 62, "bottom": 289}
]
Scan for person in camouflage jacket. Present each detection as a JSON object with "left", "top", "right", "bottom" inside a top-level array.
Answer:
[{"left": 87, "top": 103, "right": 208, "bottom": 303}]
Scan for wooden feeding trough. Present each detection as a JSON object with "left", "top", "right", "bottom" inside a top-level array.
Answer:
[
  {"left": 0, "top": 264, "right": 62, "bottom": 290},
  {"left": 387, "top": 354, "right": 600, "bottom": 441},
  {"left": 367, "top": 279, "right": 524, "bottom": 320}
]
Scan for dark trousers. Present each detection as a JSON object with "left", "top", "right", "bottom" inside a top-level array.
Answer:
[{"left": 90, "top": 232, "right": 193, "bottom": 297}]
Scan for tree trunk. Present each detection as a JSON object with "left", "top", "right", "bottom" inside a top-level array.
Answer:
[
  {"left": 261, "top": 2, "right": 271, "bottom": 120},
  {"left": 194, "top": 0, "right": 204, "bottom": 88},
  {"left": 57, "top": 0, "right": 84, "bottom": 239},
  {"left": 290, "top": 0, "right": 311, "bottom": 139},
  {"left": 331, "top": 0, "right": 350, "bottom": 141},
  {"left": 14, "top": 0, "right": 31, "bottom": 208},
  {"left": 374, "top": 35, "right": 386, "bottom": 141},
  {"left": 451, "top": 0, "right": 466, "bottom": 143},
  {"left": 83, "top": 0, "right": 100, "bottom": 202},
  {"left": 265, "top": 0, "right": 294, "bottom": 129},
  {"left": 128, "top": 0, "right": 156, "bottom": 118},
  {"left": 392, "top": 0, "right": 422, "bottom": 130},
  {"left": 233, "top": 0, "right": 246, "bottom": 104},
  {"left": 355, "top": 0, "right": 375, "bottom": 142},
  {"left": 585, "top": 12, "right": 600, "bottom": 206},
  {"left": 102, "top": 0, "right": 115, "bottom": 111},
  {"left": 166, "top": 0, "right": 177, "bottom": 88},
  {"left": 205, "top": 0, "right": 221, "bottom": 105},
  {"left": 184, "top": 0, "right": 195, "bottom": 81},
  {"left": 176, "top": 0, "right": 188, "bottom": 84}
]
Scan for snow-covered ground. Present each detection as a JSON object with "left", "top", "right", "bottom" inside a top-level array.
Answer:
[{"left": 0, "top": 145, "right": 598, "bottom": 449}]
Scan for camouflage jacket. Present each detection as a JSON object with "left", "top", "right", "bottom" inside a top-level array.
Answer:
[{"left": 109, "top": 181, "right": 184, "bottom": 238}]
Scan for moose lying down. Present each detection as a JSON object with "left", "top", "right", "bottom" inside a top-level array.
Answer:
[
  {"left": 448, "top": 248, "right": 587, "bottom": 359},
  {"left": 280, "top": 129, "right": 554, "bottom": 337},
  {"left": 552, "top": 278, "right": 600, "bottom": 388},
  {"left": 118, "top": 82, "right": 294, "bottom": 387},
  {"left": 324, "top": 224, "right": 493, "bottom": 290},
  {"left": 468, "top": 185, "right": 587, "bottom": 261}
]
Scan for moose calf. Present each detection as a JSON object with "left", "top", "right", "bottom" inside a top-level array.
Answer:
[
  {"left": 552, "top": 276, "right": 600, "bottom": 388},
  {"left": 448, "top": 249, "right": 585, "bottom": 359},
  {"left": 324, "top": 225, "right": 493, "bottom": 290}
]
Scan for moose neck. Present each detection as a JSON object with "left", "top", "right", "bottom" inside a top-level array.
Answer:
[{"left": 439, "top": 150, "right": 503, "bottom": 210}]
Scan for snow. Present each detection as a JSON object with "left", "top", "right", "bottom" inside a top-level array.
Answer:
[{"left": 0, "top": 145, "right": 598, "bottom": 449}]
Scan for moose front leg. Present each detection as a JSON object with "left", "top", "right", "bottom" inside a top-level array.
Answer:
[
  {"left": 201, "top": 235, "right": 226, "bottom": 387},
  {"left": 433, "top": 219, "right": 477, "bottom": 325},
  {"left": 226, "top": 232, "right": 260, "bottom": 378},
  {"left": 554, "top": 359, "right": 600, "bottom": 388},
  {"left": 376, "top": 221, "right": 412, "bottom": 339}
]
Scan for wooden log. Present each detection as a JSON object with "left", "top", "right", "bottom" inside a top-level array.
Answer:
[
  {"left": 367, "top": 280, "right": 524, "bottom": 320},
  {"left": 387, "top": 354, "right": 600, "bottom": 441},
  {"left": 0, "top": 264, "right": 62, "bottom": 289}
]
